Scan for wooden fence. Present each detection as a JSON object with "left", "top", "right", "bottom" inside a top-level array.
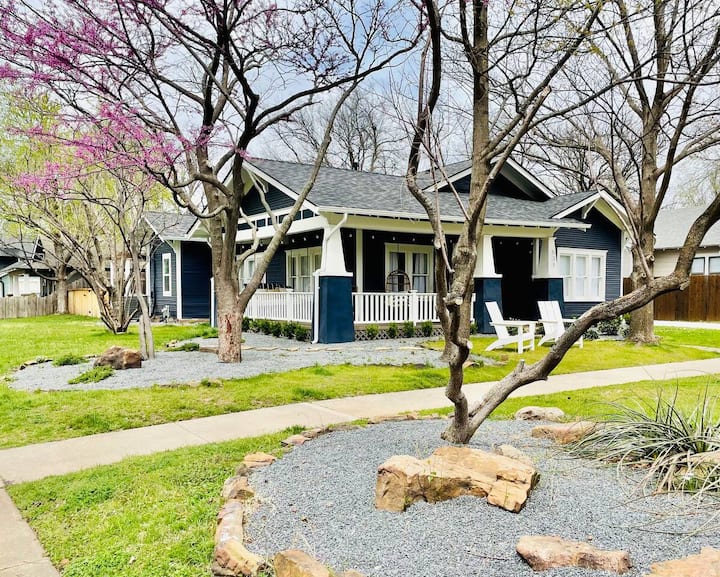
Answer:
[
  {"left": 68, "top": 288, "right": 101, "bottom": 317},
  {"left": 623, "top": 275, "right": 720, "bottom": 322},
  {"left": 0, "top": 294, "right": 57, "bottom": 319}
]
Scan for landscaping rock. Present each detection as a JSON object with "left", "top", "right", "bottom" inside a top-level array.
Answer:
[
  {"left": 645, "top": 547, "right": 720, "bottom": 577},
  {"left": 515, "top": 406, "right": 565, "bottom": 422},
  {"left": 243, "top": 452, "right": 277, "bottom": 468},
  {"left": 282, "top": 434, "right": 309, "bottom": 446},
  {"left": 494, "top": 444, "right": 534, "bottom": 466},
  {"left": 222, "top": 476, "right": 255, "bottom": 501},
  {"left": 94, "top": 346, "right": 142, "bottom": 369},
  {"left": 516, "top": 535, "right": 632, "bottom": 574},
  {"left": 339, "top": 571, "right": 367, "bottom": 577},
  {"left": 274, "top": 550, "right": 330, "bottom": 577},
  {"left": 375, "top": 446, "right": 539, "bottom": 514},
  {"left": 213, "top": 499, "right": 266, "bottom": 576},
  {"left": 531, "top": 421, "right": 598, "bottom": 444}
]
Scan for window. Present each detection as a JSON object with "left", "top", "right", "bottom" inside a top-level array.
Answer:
[
  {"left": 161, "top": 253, "right": 172, "bottom": 296},
  {"left": 286, "top": 247, "right": 321, "bottom": 292},
  {"left": 385, "top": 243, "right": 433, "bottom": 292},
  {"left": 691, "top": 257, "right": 706, "bottom": 275},
  {"left": 557, "top": 248, "right": 606, "bottom": 302},
  {"left": 239, "top": 255, "right": 266, "bottom": 287},
  {"left": 710, "top": 256, "right": 720, "bottom": 274}
]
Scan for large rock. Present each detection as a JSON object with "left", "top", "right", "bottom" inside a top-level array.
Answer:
[
  {"left": 274, "top": 550, "right": 330, "bottom": 577},
  {"left": 515, "top": 406, "right": 565, "bottom": 422},
  {"left": 222, "top": 475, "right": 255, "bottom": 501},
  {"left": 242, "top": 452, "right": 277, "bottom": 468},
  {"left": 94, "top": 346, "right": 142, "bottom": 369},
  {"left": 375, "top": 446, "right": 539, "bottom": 513},
  {"left": 494, "top": 444, "right": 534, "bottom": 467},
  {"left": 516, "top": 535, "right": 632, "bottom": 574},
  {"left": 531, "top": 421, "right": 598, "bottom": 444},
  {"left": 645, "top": 547, "right": 720, "bottom": 577},
  {"left": 212, "top": 499, "right": 266, "bottom": 576}
]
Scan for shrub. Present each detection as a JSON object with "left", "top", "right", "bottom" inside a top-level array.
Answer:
[
  {"left": 584, "top": 327, "right": 600, "bottom": 340},
  {"left": 366, "top": 324, "right": 379, "bottom": 340},
  {"left": 68, "top": 365, "right": 114, "bottom": 384},
  {"left": 53, "top": 353, "right": 86, "bottom": 367},
  {"left": 387, "top": 323, "right": 399, "bottom": 339},
  {"left": 269, "top": 321, "right": 283, "bottom": 337},
  {"left": 402, "top": 321, "right": 415, "bottom": 338},
  {"left": 256, "top": 319, "right": 272, "bottom": 335},
  {"left": 469, "top": 322, "right": 478, "bottom": 335},
  {"left": 294, "top": 326, "right": 309, "bottom": 341},
  {"left": 420, "top": 320, "right": 433, "bottom": 337},
  {"left": 570, "top": 389, "right": 720, "bottom": 495},
  {"left": 242, "top": 316, "right": 251, "bottom": 332},
  {"left": 284, "top": 321, "right": 300, "bottom": 339}
]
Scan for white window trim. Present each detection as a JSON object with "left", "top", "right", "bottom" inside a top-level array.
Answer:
[
  {"left": 557, "top": 247, "right": 606, "bottom": 302},
  {"left": 384, "top": 243, "right": 434, "bottom": 293},
  {"left": 239, "top": 254, "right": 267, "bottom": 287},
  {"left": 286, "top": 247, "right": 322, "bottom": 292},
  {"left": 162, "top": 253, "right": 172, "bottom": 297}
]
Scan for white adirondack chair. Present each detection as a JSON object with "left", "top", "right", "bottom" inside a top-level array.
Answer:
[
  {"left": 537, "top": 300, "right": 584, "bottom": 348},
  {"left": 484, "top": 301, "right": 536, "bottom": 353}
]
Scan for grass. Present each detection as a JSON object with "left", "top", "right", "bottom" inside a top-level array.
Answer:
[
  {"left": 0, "top": 316, "right": 719, "bottom": 449},
  {"left": 7, "top": 431, "right": 290, "bottom": 577},
  {"left": 7, "top": 375, "right": 720, "bottom": 577},
  {"left": 68, "top": 365, "right": 114, "bottom": 384}
]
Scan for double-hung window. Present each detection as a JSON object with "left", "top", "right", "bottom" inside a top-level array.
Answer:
[
  {"left": 286, "top": 247, "right": 321, "bottom": 292},
  {"left": 161, "top": 253, "right": 172, "bottom": 296},
  {"left": 385, "top": 244, "right": 433, "bottom": 292},
  {"left": 557, "top": 248, "right": 606, "bottom": 302}
]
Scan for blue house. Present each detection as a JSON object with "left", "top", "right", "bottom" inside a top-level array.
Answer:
[{"left": 147, "top": 158, "right": 627, "bottom": 341}]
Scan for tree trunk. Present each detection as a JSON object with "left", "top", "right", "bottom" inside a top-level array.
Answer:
[
  {"left": 55, "top": 263, "right": 68, "bottom": 314},
  {"left": 215, "top": 274, "right": 243, "bottom": 363},
  {"left": 629, "top": 229, "right": 657, "bottom": 343},
  {"left": 131, "top": 250, "right": 154, "bottom": 359}
]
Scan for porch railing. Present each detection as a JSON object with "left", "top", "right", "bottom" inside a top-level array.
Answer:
[
  {"left": 352, "top": 291, "right": 438, "bottom": 325},
  {"left": 245, "top": 290, "right": 313, "bottom": 323}
]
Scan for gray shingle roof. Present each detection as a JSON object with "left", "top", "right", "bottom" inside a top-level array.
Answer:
[
  {"left": 655, "top": 206, "right": 720, "bottom": 250},
  {"left": 145, "top": 212, "right": 198, "bottom": 240},
  {"left": 246, "top": 158, "right": 587, "bottom": 228}
]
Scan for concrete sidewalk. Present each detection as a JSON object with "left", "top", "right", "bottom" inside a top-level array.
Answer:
[{"left": 2, "top": 356, "right": 720, "bottom": 577}]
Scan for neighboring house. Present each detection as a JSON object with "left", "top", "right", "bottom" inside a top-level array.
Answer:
[
  {"left": 145, "top": 212, "right": 212, "bottom": 320},
  {"left": 652, "top": 206, "right": 720, "bottom": 277},
  {"left": 0, "top": 239, "right": 54, "bottom": 297},
  {"left": 147, "top": 158, "right": 627, "bottom": 342}
]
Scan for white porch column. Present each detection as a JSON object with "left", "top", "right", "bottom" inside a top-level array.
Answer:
[
  {"left": 320, "top": 216, "right": 349, "bottom": 275},
  {"left": 474, "top": 235, "right": 501, "bottom": 278},
  {"left": 534, "top": 236, "right": 558, "bottom": 278}
]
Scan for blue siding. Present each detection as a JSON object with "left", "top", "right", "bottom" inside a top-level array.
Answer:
[
  {"left": 242, "top": 185, "right": 295, "bottom": 216},
  {"left": 151, "top": 242, "right": 176, "bottom": 317},
  {"left": 181, "top": 242, "right": 212, "bottom": 318},
  {"left": 554, "top": 209, "right": 622, "bottom": 317}
]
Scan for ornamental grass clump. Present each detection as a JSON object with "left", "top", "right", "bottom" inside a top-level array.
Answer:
[{"left": 570, "top": 389, "right": 720, "bottom": 496}]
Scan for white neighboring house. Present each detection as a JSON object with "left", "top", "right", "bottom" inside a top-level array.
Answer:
[
  {"left": 652, "top": 206, "right": 720, "bottom": 277},
  {"left": 0, "top": 239, "right": 53, "bottom": 297}
]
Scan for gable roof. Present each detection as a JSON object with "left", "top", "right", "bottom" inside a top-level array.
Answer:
[
  {"left": 145, "top": 212, "right": 199, "bottom": 240},
  {"left": 244, "top": 158, "right": 588, "bottom": 229},
  {"left": 655, "top": 206, "right": 720, "bottom": 250}
]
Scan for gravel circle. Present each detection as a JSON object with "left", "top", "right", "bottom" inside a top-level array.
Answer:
[
  {"left": 7, "top": 333, "right": 446, "bottom": 391},
  {"left": 245, "top": 419, "right": 720, "bottom": 577}
]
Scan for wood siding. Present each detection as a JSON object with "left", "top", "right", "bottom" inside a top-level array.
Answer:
[
  {"left": 555, "top": 209, "right": 622, "bottom": 317},
  {"left": 151, "top": 242, "right": 176, "bottom": 317},
  {"left": 624, "top": 275, "right": 720, "bottom": 322}
]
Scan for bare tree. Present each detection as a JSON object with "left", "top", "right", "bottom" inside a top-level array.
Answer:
[
  {"left": 0, "top": 1, "right": 419, "bottom": 362},
  {"left": 269, "top": 88, "right": 404, "bottom": 173},
  {"left": 406, "top": 0, "right": 720, "bottom": 444},
  {"left": 532, "top": 0, "right": 720, "bottom": 342}
]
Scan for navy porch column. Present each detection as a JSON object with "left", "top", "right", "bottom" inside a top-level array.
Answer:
[
  {"left": 473, "top": 277, "right": 503, "bottom": 334},
  {"left": 532, "top": 278, "right": 564, "bottom": 313},
  {"left": 316, "top": 274, "right": 354, "bottom": 343}
]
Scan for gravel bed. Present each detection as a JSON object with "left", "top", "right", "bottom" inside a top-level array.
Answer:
[
  {"left": 245, "top": 419, "right": 720, "bottom": 577},
  {"left": 7, "top": 333, "right": 445, "bottom": 391}
]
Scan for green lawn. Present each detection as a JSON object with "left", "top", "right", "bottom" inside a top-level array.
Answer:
[
  {"left": 7, "top": 373, "right": 720, "bottom": 577},
  {"left": 0, "top": 316, "right": 718, "bottom": 448}
]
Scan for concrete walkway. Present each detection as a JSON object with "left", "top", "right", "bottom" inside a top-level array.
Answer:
[{"left": 3, "top": 356, "right": 720, "bottom": 577}]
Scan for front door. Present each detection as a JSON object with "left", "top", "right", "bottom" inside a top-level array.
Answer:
[{"left": 492, "top": 237, "right": 535, "bottom": 320}]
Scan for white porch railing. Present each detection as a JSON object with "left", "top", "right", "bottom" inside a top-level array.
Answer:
[
  {"left": 245, "top": 290, "right": 314, "bottom": 323},
  {"left": 352, "top": 291, "right": 438, "bottom": 325},
  {"left": 244, "top": 289, "right": 475, "bottom": 326}
]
